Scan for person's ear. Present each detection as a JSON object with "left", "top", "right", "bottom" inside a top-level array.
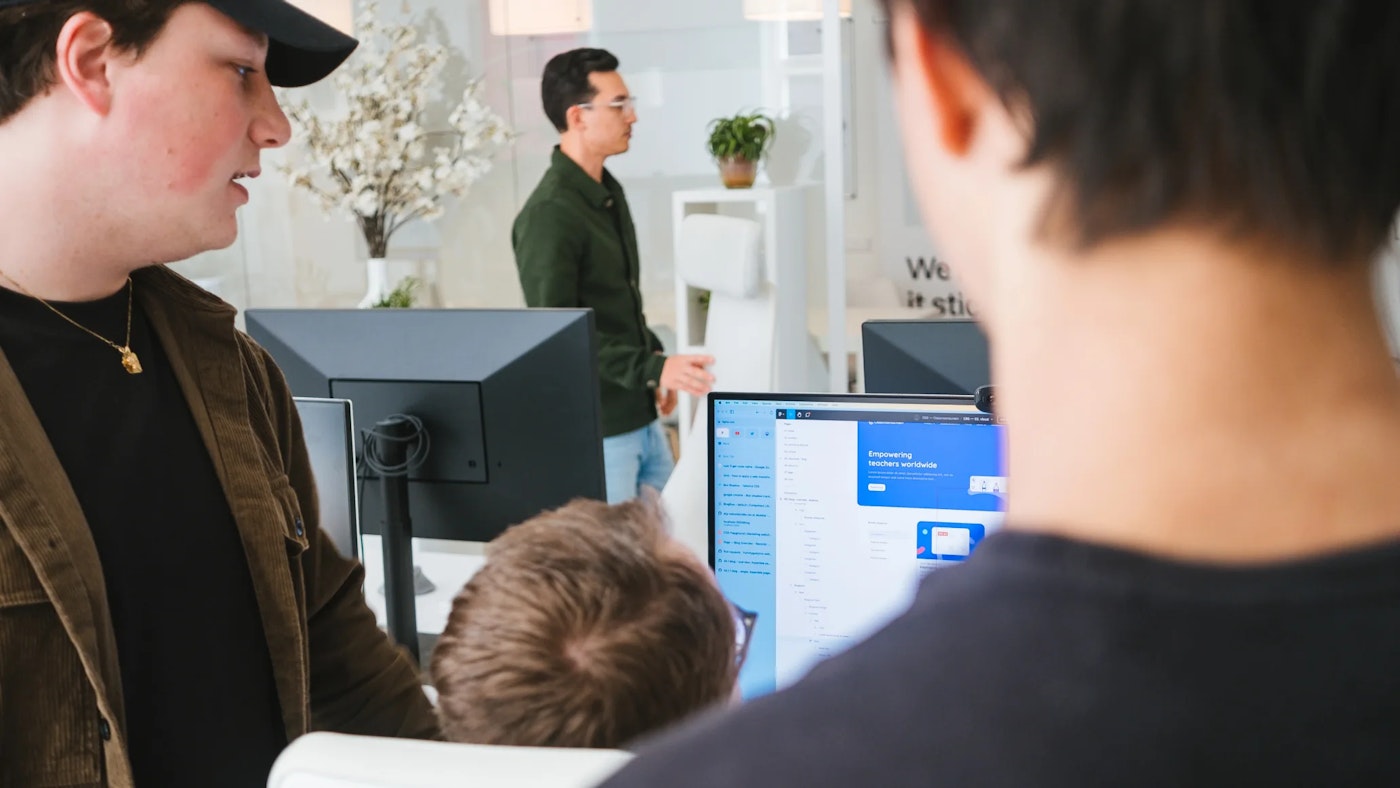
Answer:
[
  {"left": 565, "top": 103, "right": 586, "bottom": 134},
  {"left": 53, "top": 12, "right": 120, "bottom": 116},
  {"left": 893, "top": 4, "right": 989, "bottom": 158}
]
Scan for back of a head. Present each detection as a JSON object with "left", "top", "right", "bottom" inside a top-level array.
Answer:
[
  {"left": 430, "top": 496, "right": 736, "bottom": 749},
  {"left": 540, "top": 47, "right": 619, "bottom": 133},
  {"left": 885, "top": 0, "right": 1400, "bottom": 264}
]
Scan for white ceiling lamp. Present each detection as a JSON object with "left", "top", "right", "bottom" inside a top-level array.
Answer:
[
  {"left": 743, "top": 0, "right": 852, "bottom": 21},
  {"left": 287, "top": 0, "right": 356, "bottom": 36},
  {"left": 488, "top": 0, "right": 593, "bottom": 36}
]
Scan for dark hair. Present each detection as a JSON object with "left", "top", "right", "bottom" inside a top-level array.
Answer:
[
  {"left": 540, "top": 47, "right": 620, "bottom": 133},
  {"left": 430, "top": 495, "right": 737, "bottom": 749},
  {"left": 882, "top": 0, "right": 1400, "bottom": 264},
  {"left": 0, "top": 0, "right": 192, "bottom": 124}
]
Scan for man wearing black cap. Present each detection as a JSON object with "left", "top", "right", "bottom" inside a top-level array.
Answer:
[{"left": 0, "top": 2, "right": 438, "bottom": 786}]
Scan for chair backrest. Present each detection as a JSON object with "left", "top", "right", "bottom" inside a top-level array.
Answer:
[
  {"left": 675, "top": 214, "right": 774, "bottom": 394},
  {"left": 667, "top": 216, "right": 772, "bottom": 550},
  {"left": 267, "top": 732, "right": 634, "bottom": 788}
]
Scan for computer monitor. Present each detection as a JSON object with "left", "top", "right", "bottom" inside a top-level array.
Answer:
[
  {"left": 293, "top": 397, "right": 360, "bottom": 560},
  {"left": 861, "top": 319, "right": 990, "bottom": 395},
  {"left": 247, "top": 309, "right": 606, "bottom": 544},
  {"left": 709, "top": 392, "right": 1006, "bottom": 700}
]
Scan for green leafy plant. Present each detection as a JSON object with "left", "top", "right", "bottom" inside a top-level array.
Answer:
[
  {"left": 706, "top": 111, "right": 776, "bottom": 162},
  {"left": 372, "top": 276, "right": 420, "bottom": 308}
]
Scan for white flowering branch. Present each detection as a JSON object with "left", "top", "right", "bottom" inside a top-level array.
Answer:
[{"left": 279, "top": 3, "right": 514, "bottom": 258}]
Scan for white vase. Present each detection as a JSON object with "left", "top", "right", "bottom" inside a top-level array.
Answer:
[
  {"left": 357, "top": 257, "right": 443, "bottom": 309},
  {"left": 358, "top": 257, "right": 392, "bottom": 308}
]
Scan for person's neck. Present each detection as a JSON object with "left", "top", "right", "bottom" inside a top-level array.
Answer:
[
  {"left": 559, "top": 136, "right": 606, "bottom": 182},
  {"left": 0, "top": 213, "right": 135, "bottom": 302},
  {"left": 0, "top": 130, "right": 135, "bottom": 302},
  {"left": 992, "top": 229, "right": 1400, "bottom": 564}
]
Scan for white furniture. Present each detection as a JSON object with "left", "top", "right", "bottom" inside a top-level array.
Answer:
[
  {"left": 359, "top": 535, "right": 485, "bottom": 638},
  {"left": 671, "top": 186, "right": 814, "bottom": 452},
  {"left": 267, "top": 732, "right": 633, "bottom": 788},
  {"left": 674, "top": 213, "right": 774, "bottom": 388},
  {"left": 660, "top": 393, "right": 712, "bottom": 562}
]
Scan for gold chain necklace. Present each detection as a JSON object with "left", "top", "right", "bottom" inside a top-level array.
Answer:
[{"left": 0, "top": 270, "right": 143, "bottom": 375}]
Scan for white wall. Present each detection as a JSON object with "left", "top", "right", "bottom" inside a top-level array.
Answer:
[
  {"left": 174, "top": 0, "right": 1400, "bottom": 367},
  {"left": 177, "top": 0, "right": 912, "bottom": 343}
]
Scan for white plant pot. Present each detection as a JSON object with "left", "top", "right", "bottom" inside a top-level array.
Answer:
[
  {"left": 358, "top": 257, "right": 393, "bottom": 308},
  {"left": 357, "top": 257, "right": 442, "bottom": 309}
]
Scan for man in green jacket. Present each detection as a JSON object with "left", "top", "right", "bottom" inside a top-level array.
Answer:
[
  {"left": 0, "top": 2, "right": 437, "bottom": 786},
  {"left": 514, "top": 48, "right": 715, "bottom": 504}
]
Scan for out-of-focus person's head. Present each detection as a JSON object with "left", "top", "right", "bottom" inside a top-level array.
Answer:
[
  {"left": 540, "top": 47, "right": 635, "bottom": 157},
  {"left": 430, "top": 495, "right": 737, "bottom": 749},
  {"left": 879, "top": 0, "right": 1400, "bottom": 313}
]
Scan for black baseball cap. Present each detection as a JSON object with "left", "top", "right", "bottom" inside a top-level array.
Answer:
[{"left": 0, "top": 0, "right": 358, "bottom": 87}]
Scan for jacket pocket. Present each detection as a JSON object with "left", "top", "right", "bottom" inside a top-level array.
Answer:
[
  {"left": 270, "top": 474, "right": 310, "bottom": 558},
  {"left": 269, "top": 476, "right": 310, "bottom": 633},
  {"left": 0, "top": 530, "right": 103, "bottom": 787}
]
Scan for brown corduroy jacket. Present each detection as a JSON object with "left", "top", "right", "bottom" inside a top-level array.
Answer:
[{"left": 0, "top": 267, "right": 439, "bottom": 787}]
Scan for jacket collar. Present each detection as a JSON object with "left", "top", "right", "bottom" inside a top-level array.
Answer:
[
  {"left": 132, "top": 265, "right": 239, "bottom": 319},
  {"left": 550, "top": 145, "right": 619, "bottom": 209}
]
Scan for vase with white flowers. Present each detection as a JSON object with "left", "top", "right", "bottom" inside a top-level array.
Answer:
[{"left": 279, "top": 3, "right": 514, "bottom": 307}]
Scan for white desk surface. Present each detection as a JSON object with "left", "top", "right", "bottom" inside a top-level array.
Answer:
[{"left": 358, "top": 535, "right": 486, "bottom": 636}]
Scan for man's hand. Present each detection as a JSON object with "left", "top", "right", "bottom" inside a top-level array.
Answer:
[
  {"left": 660, "top": 354, "right": 716, "bottom": 396},
  {"left": 657, "top": 388, "right": 678, "bottom": 416}
]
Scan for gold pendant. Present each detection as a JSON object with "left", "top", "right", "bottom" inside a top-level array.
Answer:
[{"left": 120, "top": 347, "right": 143, "bottom": 375}]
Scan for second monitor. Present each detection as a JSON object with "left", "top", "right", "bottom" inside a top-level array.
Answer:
[
  {"left": 247, "top": 308, "right": 606, "bottom": 545},
  {"left": 862, "top": 318, "right": 990, "bottom": 396}
]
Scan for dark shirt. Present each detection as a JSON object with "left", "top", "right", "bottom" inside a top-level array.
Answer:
[
  {"left": 513, "top": 146, "right": 665, "bottom": 438},
  {"left": 604, "top": 530, "right": 1400, "bottom": 787},
  {"left": 0, "top": 283, "right": 285, "bottom": 787}
]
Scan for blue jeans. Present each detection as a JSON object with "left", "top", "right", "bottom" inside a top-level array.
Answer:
[{"left": 602, "top": 421, "right": 675, "bottom": 503}]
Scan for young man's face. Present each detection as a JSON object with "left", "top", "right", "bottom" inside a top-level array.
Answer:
[
  {"left": 97, "top": 3, "right": 290, "bottom": 257},
  {"left": 577, "top": 70, "right": 636, "bottom": 157}
]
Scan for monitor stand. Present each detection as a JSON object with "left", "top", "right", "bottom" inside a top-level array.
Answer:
[
  {"left": 377, "top": 566, "right": 436, "bottom": 597},
  {"left": 377, "top": 416, "right": 422, "bottom": 664}
]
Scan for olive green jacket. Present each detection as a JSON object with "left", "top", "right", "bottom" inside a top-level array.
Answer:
[
  {"left": 0, "top": 267, "right": 438, "bottom": 787},
  {"left": 513, "top": 147, "right": 666, "bottom": 438}
]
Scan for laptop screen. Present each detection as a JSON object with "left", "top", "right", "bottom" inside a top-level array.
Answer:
[
  {"left": 710, "top": 393, "right": 1006, "bottom": 699},
  {"left": 294, "top": 397, "right": 360, "bottom": 560}
]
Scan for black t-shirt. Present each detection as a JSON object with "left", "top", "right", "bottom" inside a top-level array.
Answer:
[
  {"left": 604, "top": 530, "right": 1400, "bottom": 787},
  {"left": 0, "top": 283, "right": 285, "bottom": 786}
]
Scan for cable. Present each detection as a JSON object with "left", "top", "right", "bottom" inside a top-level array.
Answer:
[{"left": 359, "top": 414, "right": 431, "bottom": 478}]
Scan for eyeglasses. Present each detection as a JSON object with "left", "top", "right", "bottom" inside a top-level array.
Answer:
[
  {"left": 730, "top": 601, "right": 758, "bottom": 671},
  {"left": 577, "top": 96, "right": 637, "bottom": 113}
]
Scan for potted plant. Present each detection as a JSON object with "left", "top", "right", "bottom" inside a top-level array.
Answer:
[
  {"left": 706, "top": 111, "right": 776, "bottom": 189},
  {"left": 279, "top": 2, "right": 514, "bottom": 307}
]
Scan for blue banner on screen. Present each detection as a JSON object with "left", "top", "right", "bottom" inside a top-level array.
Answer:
[{"left": 857, "top": 422, "right": 1001, "bottom": 512}]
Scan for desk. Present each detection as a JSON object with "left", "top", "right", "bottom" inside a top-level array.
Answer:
[{"left": 359, "top": 535, "right": 486, "bottom": 637}]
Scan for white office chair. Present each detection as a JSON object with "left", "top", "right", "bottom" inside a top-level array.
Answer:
[
  {"left": 662, "top": 215, "right": 771, "bottom": 560},
  {"left": 675, "top": 213, "right": 775, "bottom": 404},
  {"left": 267, "top": 732, "right": 633, "bottom": 788}
]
